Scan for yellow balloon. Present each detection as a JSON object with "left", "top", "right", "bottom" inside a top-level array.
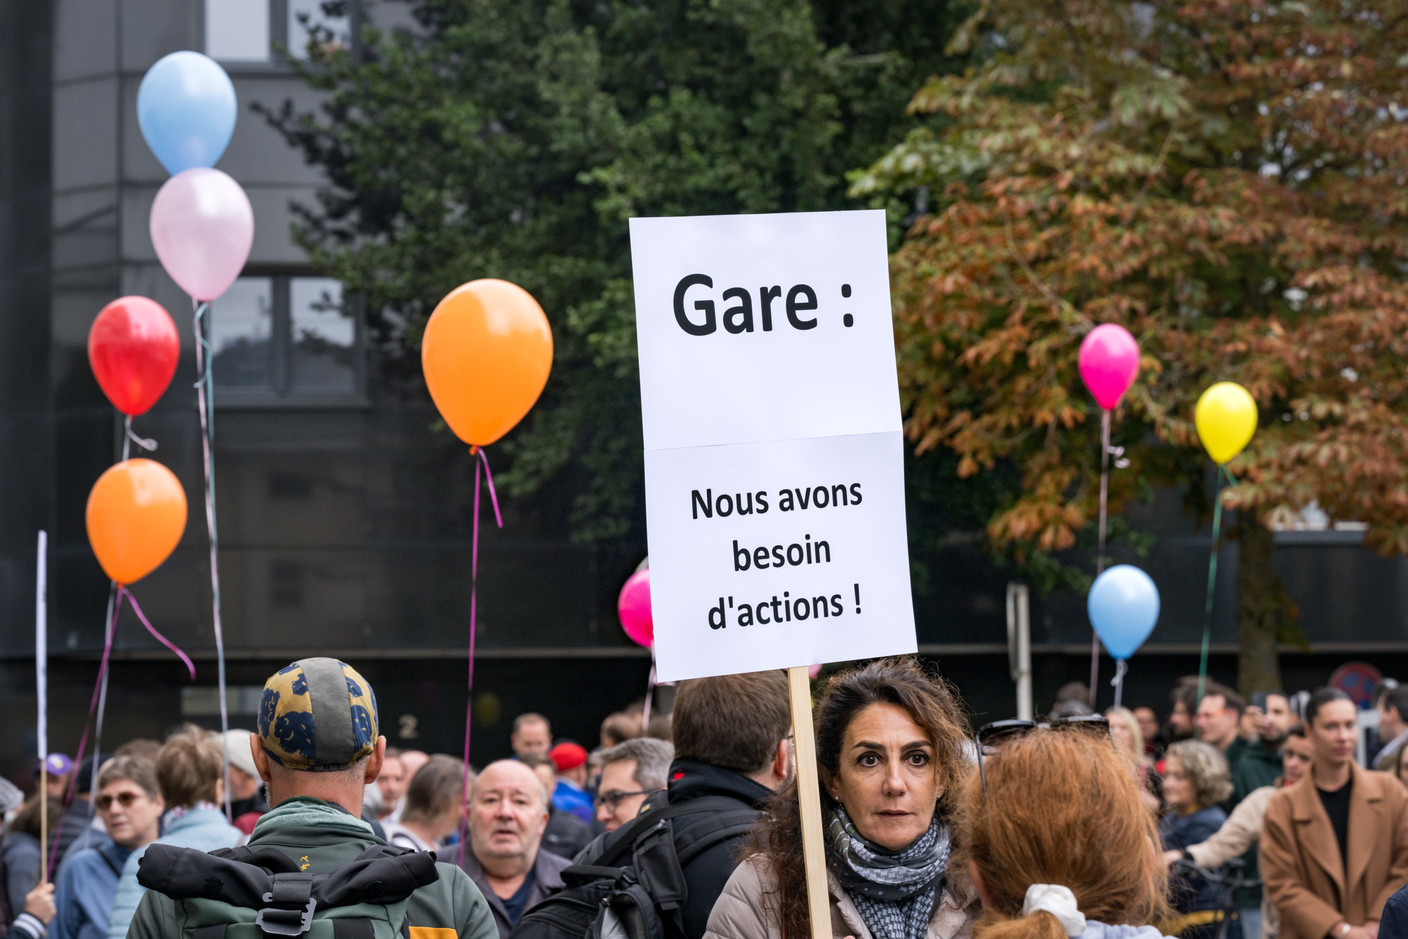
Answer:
[{"left": 1195, "top": 382, "right": 1257, "bottom": 464}]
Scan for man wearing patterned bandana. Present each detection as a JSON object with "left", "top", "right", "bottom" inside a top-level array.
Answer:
[{"left": 126, "top": 657, "right": 497, "bottom": 939}]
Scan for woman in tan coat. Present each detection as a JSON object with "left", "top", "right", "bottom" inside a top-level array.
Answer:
[
  {"left": 705, "top": 657, "right": 978, "bottom": 939},
  {"left": 1261, "top": 689, "right": 1408, "bottom": 939}
]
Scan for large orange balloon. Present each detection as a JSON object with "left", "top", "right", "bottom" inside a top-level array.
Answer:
[
  {"left": 422, "top": 279, "right": 553, "bottom": 446},
  {"left": 86, "top": 459, "right": 187, "bottom": 585}
]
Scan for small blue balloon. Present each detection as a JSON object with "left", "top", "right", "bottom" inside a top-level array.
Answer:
[
  {"left": 137, "top": 52, "right": 237, "bottom": 175},
  {"left": 1088, "top": 564, "right": 1160, "bottom": 660}
]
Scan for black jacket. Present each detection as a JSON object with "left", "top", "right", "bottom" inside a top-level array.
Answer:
[
  {"left": 664, "top": 759, "right": 774, "bottom": 939},
  {"left": 541, "top": 806, "right": 594, "bottom": 860}
]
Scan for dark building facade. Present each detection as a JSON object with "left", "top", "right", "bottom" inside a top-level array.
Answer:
[{"left": 2, "top": 0, "right": 1406, "bottom": 777}]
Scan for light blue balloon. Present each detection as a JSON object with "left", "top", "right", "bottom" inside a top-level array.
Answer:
[
  {"left": 1088, "top": 564, "right": 1160, "bottom": 660},
  {"left": 137, "top": 52, "right": 237, "bottom": 175}
]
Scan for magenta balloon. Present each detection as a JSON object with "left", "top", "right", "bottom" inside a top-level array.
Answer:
[
  {"left": 1077, "top": 323, "right": 1140, "bottom": 410},
  {"left": 617, "top": 569, "right": 653, "bottom": 648},
  {"left": 149, "top": 168, "right": 254, "bottom": 301}
]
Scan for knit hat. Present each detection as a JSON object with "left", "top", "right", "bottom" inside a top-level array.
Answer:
[
  {"left": 43, "top": 753, "right": 74, "bottom": 777},
  {"left": 257, "top": 658, "right": 379, "bottom": 771},
  {"left": 0, "top": 776, "right": 21, "bottom": 814},
  {"left": 550, "top": 742, "right": 588, "bottom": 772},
  {"left": 219, "top": 729, "right": 260, "bottom": 778}
]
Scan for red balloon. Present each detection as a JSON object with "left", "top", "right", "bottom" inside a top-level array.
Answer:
[{"left": 88, "top": 297, "right": 180, "bottom": 416}]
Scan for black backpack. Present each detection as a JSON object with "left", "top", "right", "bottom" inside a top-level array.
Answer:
[
  {"left": 136, "top": 841, "right": 440, "bottom": 939},
  {"left": 508, "top": 796, "right": 760, "bottom": 939}
]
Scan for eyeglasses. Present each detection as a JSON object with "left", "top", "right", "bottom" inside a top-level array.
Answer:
[
  {"left": 975, "top": 716, "right": 1113, "bottom": 792},
  {"left": 594, "top": 788, "right": 662, "bottom": 811},
  {"left": 95, "top": 791, "right": 144, "bottom": 811}
]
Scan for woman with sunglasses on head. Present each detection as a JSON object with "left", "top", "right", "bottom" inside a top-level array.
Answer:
[
  {"left": 964, "top": 724, "right": 1175, "bottom": 939},
  {"left": 706, "top": 656, "right": 979, "bottom": 939},
  {"left": 1157, "top": 741, "right": 1231, "bottom": 939}
]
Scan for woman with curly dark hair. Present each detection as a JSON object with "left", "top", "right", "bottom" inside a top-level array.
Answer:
[{"left": 705, "top": 656, "right": 979, "bottom": 939}]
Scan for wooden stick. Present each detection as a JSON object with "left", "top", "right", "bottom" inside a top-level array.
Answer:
[
  {"left": 38, "top": 764, "right": 47, "bottom": 878},
  {"left": 789, "top": 666, "right": 831, "bottom": 939},
  {"left": 37, "top": 529, "right": 48, "bottom": 880}
]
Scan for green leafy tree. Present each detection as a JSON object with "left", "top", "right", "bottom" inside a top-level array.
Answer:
[
  {"left": 267, "top": 0, "right": 969, "bottom": 541},
  {"left": 854, "top": 0, "right": 1408, "bottom": 691}
]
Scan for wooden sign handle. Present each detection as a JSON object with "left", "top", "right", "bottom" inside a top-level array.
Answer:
[{"left": 788, "top": 666, "right": 832, "bottom": 939}]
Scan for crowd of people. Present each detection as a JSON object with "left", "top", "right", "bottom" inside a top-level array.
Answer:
[{"left": 3, "top": 658, "right": 1408, "bottom": 939}]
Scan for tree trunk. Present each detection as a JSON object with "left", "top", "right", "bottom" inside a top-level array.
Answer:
[{"left": 1236, "top": 512, "right": 1284, "bottom": 695}]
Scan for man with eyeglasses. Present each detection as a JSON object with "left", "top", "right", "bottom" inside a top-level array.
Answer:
[
  {"left": 593, "top": 738, "right": 672, "bottom": 833},
  {"left": 51, "top": 755, "right": 164, "bottom": 939}
]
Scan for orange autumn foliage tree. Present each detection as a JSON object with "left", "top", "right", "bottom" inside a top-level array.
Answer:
[{"left": 855, "top": 0, "right": 1408, "bottom": 688}]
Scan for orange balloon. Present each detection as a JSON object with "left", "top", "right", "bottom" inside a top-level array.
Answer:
[
  {"left": 422, "top": 279, "right": 553, "bottom": 446},
  {"left": 86, "top": 459, "right": 188, "bottom": 585}
]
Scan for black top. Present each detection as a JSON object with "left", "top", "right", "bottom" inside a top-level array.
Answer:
[
  {"left": 665, "top": 759, "right": 775, "bottom": 939},
  {"left": 1317, "top": 775, "right": 1354, "bottom": 876}
]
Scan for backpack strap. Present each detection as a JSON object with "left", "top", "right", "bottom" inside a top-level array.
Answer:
[
  {"left": 98, "top": 846, "right": 125, "bottom": 878},
  {"left": 573, "top": 796, "right": 757, "bottom": 870},
  {"left": 672, "top": 809, "right": 761, "bottom": 868},
  {"left": 332, "top": 922, "right": 375, "bottom": 939},
  {"left": 245, "top": 874, "right": 314, "bottom": 939}
]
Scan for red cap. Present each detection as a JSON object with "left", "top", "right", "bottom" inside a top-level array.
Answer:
[{"left": 550, "top": 742, "right": 588, "bottom": 772}]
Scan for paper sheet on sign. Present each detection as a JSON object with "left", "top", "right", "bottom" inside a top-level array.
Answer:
[{"left": 631, "top": 210, "right": 917, "bottom": 682}]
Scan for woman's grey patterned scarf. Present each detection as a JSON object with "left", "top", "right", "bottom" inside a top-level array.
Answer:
[{"left": 826, "top": 803, "right": 950, "bottom": 939}]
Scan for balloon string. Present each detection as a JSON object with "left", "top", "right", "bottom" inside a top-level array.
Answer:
[
  {"left": 73, "top": 584, "right": 118, "bottom": 862},
  {"left": 121, "top": 586, "right": 196, "bottom": 680},
  {"left": 457, "top": 445, "right": 506, "bottom": 868},
  {"left": 477, "top": 448, "right": 503, "bottom": 528},
  {"left": 1089, "top": 409, "right": 1114, "bottom": 707},
  {"left": 641, "top": 662, "right": 657, "bottom": 736},
  {"left": 1197, "top": 466, "right": 1227, "bottom": 705},
  {"left": 122, "top": 415, "right": 157, "bottom": 459},
  {"left": 47, "top": 584, "right": 120, "bottom": 881},
  {"left": 1110, "top": 659, "right": 1128, "bottom": 711},
  {"left": 192, "top": 299, "right": 233, "bottom": 820}
]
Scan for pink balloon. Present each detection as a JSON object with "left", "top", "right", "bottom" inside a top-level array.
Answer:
[
  {"left": 618, "top": 569, "right": 653, "bottom": 648},
  {"left": 1078, "top": 323, "right": 1140, "bottom": 410},
  {"left": 149, "top": 167, "right": 253, "bottom": 301}
]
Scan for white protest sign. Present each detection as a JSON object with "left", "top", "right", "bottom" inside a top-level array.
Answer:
[{"left": 631, "top": 210, "right": 916, "bottom": 682}]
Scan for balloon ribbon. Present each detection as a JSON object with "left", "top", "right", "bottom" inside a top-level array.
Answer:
[
  {"left": 46, "top": 584, "right": 194, "bottom": 879},
  {"left": 193, "top": 300, "right": 233, "bottom": 819},
  {"left": 1197, "top": 465, "right": 1232, "bottom": 704},
  {"left": 1089, "top": 410, "right": 1129, "bottom": 707},
  {"left": 460, "top": 446, "right": 503, "bottom": 866},
  {"left": 1110, "top": 659, "right": 1128, "bottom": 711},
  {"left": 641, "top": 662, "right": 657, "bottom": 736},
  {"left": 121, "top": 415, "right": 157, "bottom": 460}
]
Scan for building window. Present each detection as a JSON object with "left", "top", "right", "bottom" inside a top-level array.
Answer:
[
  {"left": 210, "top": 275, "right": 364, "bottom": 405},
  {"left": 205, "top": 0, "right": 272, "bottom": 62},
  {"left": 205, "top": 0, "right": 353, "bottom": 64}
]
